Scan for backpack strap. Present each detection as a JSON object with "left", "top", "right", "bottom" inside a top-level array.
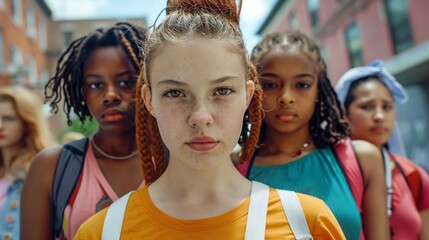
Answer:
[
  {"left": 381, "top": 149, "right": 393, "bottom": 216},
  {"left": 101, "top": 191, "right": 134, "bottom": 240},
  {"left": 333, "top": 139, "right": 364, "bottom": 214},
  {"left": 237, "top": 158, "right": 252, "bottom": 177},
  {"left": 277, "top": 189, "right": 312, "bottom": 240},
  {"left": 245, "top": 181, "right": 270, "bottom": 240},
  {"left": 245, "top": 181, "right": 311, "bottom": 240},
  {"left": 53, "top": 137, "right": 89, "bottom": 238},
  {"left": 391, "top": 154, "right": 422, "bottom": 206}
]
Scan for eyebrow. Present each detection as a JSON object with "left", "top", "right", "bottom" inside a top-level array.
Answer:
[
  {"left": 260, "top": 72, "right": 315, "bottom": 80},
  {"left": 156, "top": 76, "right": 241, "bottom": 87},
  {"left": 84, "top": 70, "right": 135, "bottom": 80}
]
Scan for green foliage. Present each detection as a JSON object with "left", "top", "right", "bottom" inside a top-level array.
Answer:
[{"left": 60, "top": 118, "right": 99, "bottom": 140}]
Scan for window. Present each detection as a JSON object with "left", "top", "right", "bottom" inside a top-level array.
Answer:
[
  {"left": 26, "top": 6, "right": 36, "bottom": 39},
  {"left": 345, "top": 22, "right": 363, "bottom": 67},
  {"left": 8, "top": 46, "right": 25, "bottom": 84},
  {"left": 39, "top": 17, "right": 47, "bottom": 51},
  {"left": 306, "top": 0, "right": 319, "bottom": 28},
  {"left": 319, "top": 44, "right": 329, "bottom": 64},
  {"left": 385, "top": 0, "right": 413, "bottom": 53},
  {"left": 289, "top": 12, "right": 299, "bottom": 30},
  {"left": 63, "top": 30, "right": 74, "bottom": 48},
  {"left": 28, "top": 55, "right": 37, "bottom": 86},
  {"left": 11, "top": 0, "right": 22, "bottom": 25},
  {"left": 0, "top": 0, "right": 5, "bottom": 9},
  {"left": 0, "top": 30, "right": 4, "bottom": 67}
]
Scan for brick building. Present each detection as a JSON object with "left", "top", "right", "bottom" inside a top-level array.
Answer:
[
  {"left": 258, "top": 0, "right": 429, "bottom": 170},
  {"left": 0, "top": 0, "right": 51, "bottom": 88}
]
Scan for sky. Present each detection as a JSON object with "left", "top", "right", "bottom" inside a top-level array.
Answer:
[{"left": 45, "top": 0, "right": 276, "bottom": 51}]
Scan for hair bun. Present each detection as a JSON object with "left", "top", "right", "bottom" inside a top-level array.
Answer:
[{"left": 167, "top": 0, "right": 241, "bottom": 24}]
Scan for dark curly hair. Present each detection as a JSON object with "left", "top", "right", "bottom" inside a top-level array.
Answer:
[
  {"left": 251, "top": 31, "right": 349, "bottom": 148},
  {"left": 45, "top": 22, "right": 147, "bottom": 126}
]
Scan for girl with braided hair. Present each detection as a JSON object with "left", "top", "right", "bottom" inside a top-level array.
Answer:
[
  {"left": 74, "top": 1, "right": 345, "bottom": 239},
  {"left": 238, "top": 31, "right": 390, "bottom": 240},
  {"left": 21, "top": 22, "right": 147, "bottom": 240}
]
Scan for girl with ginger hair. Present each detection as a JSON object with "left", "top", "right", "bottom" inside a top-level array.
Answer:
[
  {"left": 0, "top": 86, "right": 55, "bottom": 240},
  {"left": 74, "top": 1, "right": 345, "bottom": 239},
  {"left": 237, "top": 31, "right": 390, "bottom": 240},
  {"left": 21, "top": 22, "right": 147, "bottom": 240}
]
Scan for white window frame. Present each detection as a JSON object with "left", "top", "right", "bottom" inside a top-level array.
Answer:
[
  {"left": 28, "top": 55, "right": 37, "bottom": 86},
  {"left": 38, "top": 17, "right": 47, "bottom": 51},
  {"left": 26, "top": 6, "right": 37, "bottom": 39},
  {"left": 12, "top": 0, "right": 23, "bottom": 26}
]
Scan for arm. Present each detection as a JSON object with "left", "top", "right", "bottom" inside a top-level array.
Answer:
[
  {"left": 420, "top": 210, "right": 429, "bottom": 240},
  {"left": 20, "top": 146, "right": 62, "bottom": 240},
  {"left": 416, "top": 167, "right": 429, "bottom": 240},
  {"left": 352, "top": 140, "right": 390, "bottom": 240}
]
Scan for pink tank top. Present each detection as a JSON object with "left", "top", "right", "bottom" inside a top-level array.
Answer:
[{"left": 63, "top": 138, "right": 145, "bottom": 239}]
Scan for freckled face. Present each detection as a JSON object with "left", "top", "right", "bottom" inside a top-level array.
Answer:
[
  {"left": 346, "top": 80, "right": 395, "bottom": 148},
  {"left": 143, "top": 39, "right": 253, "bottom": 169}
]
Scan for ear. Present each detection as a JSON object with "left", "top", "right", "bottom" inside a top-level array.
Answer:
[
  {"left": 141, "top": 84, "right": 155, "bottom": 117},
  {"left": 245, "top": 80, "right": 255, "bottom": 107}
]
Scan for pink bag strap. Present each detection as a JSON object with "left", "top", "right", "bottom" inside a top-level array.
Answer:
[
  {"left": 237, "top": 158, "right": 251, "bottom": 177},
  {"left": 334, "top": 138, "right": 364, "bottom": 214}
]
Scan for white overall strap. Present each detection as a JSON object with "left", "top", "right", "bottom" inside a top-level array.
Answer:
[
  {"left": 382, "top": 148, "right": 393, "bottom": 216},
  {"left": 244, "top": 181, "right": 270, "bottom": 240},
  {"left": 277, "top": 189, "right": 313, "bottom": 240},
  {"left": 101, "top": 191, "right": 134, "bottom": 240}
]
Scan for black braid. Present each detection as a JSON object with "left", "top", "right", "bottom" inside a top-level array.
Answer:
[
  {"left": 45, "top": 22, "right": 147, "bottom": 125},
  {"left": 251, "top": 31, "right": 349, "bottom": 148}
]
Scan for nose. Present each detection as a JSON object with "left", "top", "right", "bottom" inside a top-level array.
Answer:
[
  {"left": 188, "top": 101, "right": 214, "bottom": 128},
  {"left": 278, "top": 87, "right": 295, "bottom": 105},
  {"left": 373, "top": 108, "right": 385, "bottom": 122},
  {"left": 103, "top": 85, "right": 121, "bottom": 105}
]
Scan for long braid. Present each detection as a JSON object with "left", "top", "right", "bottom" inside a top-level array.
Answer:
[
  {"left": 251, "top": 31, "right": 349, "bottom": 148},
  {"left": 135, "top": 66, "right": 158, "bottom": 184},
  {"left": 239, "top": 63, "right": 263, "bottom": 163}
]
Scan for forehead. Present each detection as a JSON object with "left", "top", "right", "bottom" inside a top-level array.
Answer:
[
  {"left": 84, "top": 46, "right": 133, "bottom": 72},
  {"left": 0, "top": 101, "right": 17, "bottom": 115},
  {"left": 353, "top": 80, "right": 393, "bottom": 100},
  {"left": 150, "top": 38, "right": 245, "bottom": 84},
  {"left": 259, "top": 47, "right": 318, "bottom": 74}
]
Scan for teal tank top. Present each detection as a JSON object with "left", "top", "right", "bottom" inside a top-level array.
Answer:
[{"left": 249, "top": 147, "right": 361, "bottom": 240}]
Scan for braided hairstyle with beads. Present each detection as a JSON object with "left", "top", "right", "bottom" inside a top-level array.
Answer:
[
  {"left": 45, "top": 22, "right": 147, "bottom": 126},
  {"left": 251, "top": 31, "right": 348, "bottom": 148},
  {"left": 136, "top": 0, "right": 263, "bottom": 184}
]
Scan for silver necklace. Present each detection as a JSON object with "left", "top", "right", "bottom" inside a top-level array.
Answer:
[{"left": 92, "top": 138, "right": 138, "bottom": 160}]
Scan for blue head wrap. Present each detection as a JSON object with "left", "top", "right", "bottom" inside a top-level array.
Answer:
[{"left": 335, "top": 60, "right": 408, "bottom": 157}]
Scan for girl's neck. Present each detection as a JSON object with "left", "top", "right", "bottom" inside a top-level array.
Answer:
[
  {"left": 260, "top": 124, "right": 313, "bottom": 157},
  {"left": 152, "top": 158, "right": 250, "bottom": 198},
  {"left": 1, "top": 145, "right": 22, "bottom": 171},
  {"left": 93, "top": 129, "right": 136, "bottom": 155}
]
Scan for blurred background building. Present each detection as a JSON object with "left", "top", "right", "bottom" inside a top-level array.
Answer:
[{"left": 258, "top": 0, "right": 429, "bottom": 170}]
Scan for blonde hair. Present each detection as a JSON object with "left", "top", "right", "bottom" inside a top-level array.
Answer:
[
  {"left": 0, "top": 87, "right": 55, "bottom": 178},
  {"left": 136, "top": 0, "right": 263, "bottom": 184}
]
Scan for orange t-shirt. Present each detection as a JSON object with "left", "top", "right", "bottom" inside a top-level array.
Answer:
[{"left": 75, "top": 186, "right": 345, "bottom": 239}]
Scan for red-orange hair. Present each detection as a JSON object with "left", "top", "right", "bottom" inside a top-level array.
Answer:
[{"left": 136, "top": 0, "right": 262, "bottom": 184}]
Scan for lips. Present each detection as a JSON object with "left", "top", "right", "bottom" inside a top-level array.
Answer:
[
  {"left": 276, "top": 109, "right": 297, "bottom": 122},
  {"left": 102, "top": 109, "right": 126, "bottom": 122},
  {"left": 186, "top": 136, "right": 219, "bottom": 152},
  {"left": 370, "top": 126, "right": 386, "bottom": 134}
]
